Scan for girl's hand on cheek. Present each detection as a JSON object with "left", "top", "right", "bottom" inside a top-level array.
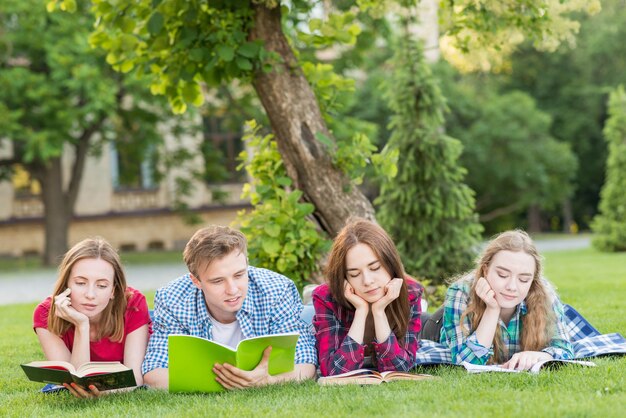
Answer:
[
  {"left": 371, "top": 278, "right": 403, "bottom": 313},
  {"left": 475, "top": 277, "right": 500, "bottom": 311},
  {"left": 54, "top": 288, "right": 88, "bottom": 326},
  {"left": 343, "top": 281, "right": 369, "bottom": 312}
]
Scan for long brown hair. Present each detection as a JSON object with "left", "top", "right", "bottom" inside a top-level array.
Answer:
[
  {"left": 325, "top": 218, "right": 410, "bottom": 343},
  {"left": 460, "top": 230, "right": 555, "bottom": 363},
  {"left": 48, "top": 237, "right": 129, "bottom": 342}
]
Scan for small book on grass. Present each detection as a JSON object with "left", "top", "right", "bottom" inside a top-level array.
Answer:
[
  {"left": 168, "top": 332, "right": 299, "bottom": 393},
  {"left": 21, "top": 361, "right": 136, "bottom": 390},
  {"left": 462, "top": 359, "right": 596, "bottom": 374},
  {"left": 317, "top": 369, "right": 436, "bottom": 386}
]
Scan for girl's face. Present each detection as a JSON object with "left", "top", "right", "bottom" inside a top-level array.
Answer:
[
  {"left": 67, "top": 258, "right": 115, "bottom": 322},
  {"left": 485, "top": 250, "right": 535, "bottom": 313},
  {"left": 345, "top": 243, "right": 392, "bottom": 303}
]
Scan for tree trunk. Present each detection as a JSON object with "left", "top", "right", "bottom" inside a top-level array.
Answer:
[
  {"left": 561, "top": 198, "right": 574, "bottom": 233},
  {"left": 249, "top": 3, "right": 375, "bottom": 237},
  {"left": 33, "top": 158, "right": 70, "bottom": 265},
  {"left": 527, "top": 204, "right": 542, "bottom": 233}
]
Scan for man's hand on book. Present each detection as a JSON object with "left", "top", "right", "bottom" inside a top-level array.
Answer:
[
  {"left": 213, "top": 346, "right": 274, "bottom": 390},
  {"left": 63, "top": 382, "right": 103, "bottom": 399},
  {"left": 501, "top": 351, "right": 552, "bottom": 370}
]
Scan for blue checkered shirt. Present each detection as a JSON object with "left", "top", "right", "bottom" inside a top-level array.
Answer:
[
  {"left": 439, "top": 278, "right": 574, "bottom": 365},
  {"left": 142, "top": 266, "right": 317, "bottom": 375}
]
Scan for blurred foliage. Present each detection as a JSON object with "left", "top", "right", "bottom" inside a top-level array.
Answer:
[
  {"left": 592, "top": 86, "right": 626, "bottom": 252},
  {"left": 435, "top": 65, "right": 578, "bottom": 233},
  {"left": 503, "top": 0, "right": 626, "bottom": 229},
  {"left": 236, "top": 121, "right": 331, "bottom": 290},
  {"left": 377, "top": 33, "right": 482, "bottom": 284}
]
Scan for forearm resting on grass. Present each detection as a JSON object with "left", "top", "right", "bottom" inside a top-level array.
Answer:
[{"left": 143, "top": 368, "right": 169, "bottom": 390}]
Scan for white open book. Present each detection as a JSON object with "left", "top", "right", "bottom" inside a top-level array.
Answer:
[{"left": 462, "top": 359, "right": 596, "bottom": 374}]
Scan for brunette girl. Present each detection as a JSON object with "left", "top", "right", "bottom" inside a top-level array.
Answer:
[{"left": 313, "top": 219, "right": 423, "bottom": 376}]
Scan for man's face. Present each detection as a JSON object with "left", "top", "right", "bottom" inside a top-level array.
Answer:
[{"left": 190, "top": 250, "right": 249, "bottom": 324}]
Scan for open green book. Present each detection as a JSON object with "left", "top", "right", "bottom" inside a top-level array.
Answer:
[{"left": 168, "top": 332, "right": 299, "bottom": 393}]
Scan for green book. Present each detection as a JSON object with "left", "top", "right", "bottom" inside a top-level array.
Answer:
[
  {"left": 20, "top": 360, "right": 136, "bottom": 390},
  {"left": 168, "top": 332, "right": 299, "bottom": 393}
]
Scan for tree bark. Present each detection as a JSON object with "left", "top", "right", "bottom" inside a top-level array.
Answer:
[
  {"left": 248, "top": 3, "right": 375, "bottom": 237},
  {"left": 32, "top": 158, "right": 70, "bottom": 265},
  {"left": 527, "top": 204, "right": 542, "bottom": 233},
  {"left": 561, "top": 198, "right": 574, "bottom": 233},
  {"left": 28, "top": 122, "right": 100, "bottom": 265}
]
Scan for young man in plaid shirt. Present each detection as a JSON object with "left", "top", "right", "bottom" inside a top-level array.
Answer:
[{"left": 142, "top": 225, "right": 317, "bottom": 389}]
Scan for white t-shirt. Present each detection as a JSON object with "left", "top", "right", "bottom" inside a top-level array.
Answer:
[{"left": 208, "top": 312, "right": 244, "bottom": 349}]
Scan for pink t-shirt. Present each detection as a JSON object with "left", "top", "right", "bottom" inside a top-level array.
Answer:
[{"left": 33, "top": 287, "right": 151, "bottom": 362}]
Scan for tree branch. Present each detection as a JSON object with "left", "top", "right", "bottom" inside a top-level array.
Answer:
[
  {"left": 66, "top": 114, "right": 107, "bottom": 209},
  {"left": 479, "top": 201, "right": 524, "bottom": 222}
]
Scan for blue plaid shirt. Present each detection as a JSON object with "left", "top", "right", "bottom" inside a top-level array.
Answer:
[
  {"left": 440, "top": 278, "right": 574, "bottom": 365},
  {"left": 142, "top": 266, "right": 317, "bottom": 375}
]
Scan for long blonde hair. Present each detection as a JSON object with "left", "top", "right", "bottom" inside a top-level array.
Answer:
[
  {"left": 48, "top": 237, "right": 129, "bottom": 342},
  {"left": 325, "top": 219, "right": 410, "bottom": 344},
  {"left": 460, "top": 230, "right": 555, "bottom": 363}
]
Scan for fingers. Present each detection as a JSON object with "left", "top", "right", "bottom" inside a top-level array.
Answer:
[
  {"left": 89, "top": 385, "right": 102, "bottom": 397},
  {"left": 213, "top": 363, "right": 249, "bottom": 389},
  {"left": 476, "top": 277, "right": 497, "bottom": 306},
  {"left": 343, "top": 281, "right": 354, "bottom": 295},
  {"left": 65, "top": 382, "right": 93, "bottom": 398}
]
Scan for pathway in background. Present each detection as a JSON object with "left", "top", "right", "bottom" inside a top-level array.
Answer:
[
  {"left": 0, "top": 235, "right": 592, "bottom": 305},
  {"left": 0, "top": 263, "right": 186, "bottom": 305}
]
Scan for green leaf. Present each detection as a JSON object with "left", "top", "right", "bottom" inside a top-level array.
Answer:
[
  {"left": 264, "top": 223, "right": 281, "bottom": 238},
  {"left": 217, "top": 45, "right": 235, "bottom": 62},
  {"left": 315, "top": 132, "right": 334, "bottom": 148},
  {"left": 147, "top": 12, "right": 164, "bottom": 36},
  {"left": 236, "top": 57, "right": 253, "bottom": 70},
  {"left": 238, "top": 42, "right": 260, "bottom": 58},
  {"left": 262, "top": 238, "right": 281, "bottom": 256},
  {"left": 276, "top": 176, "right": 292, "bottom": 187}
]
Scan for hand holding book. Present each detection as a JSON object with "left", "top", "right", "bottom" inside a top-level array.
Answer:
[{"left": 213, "top": 346, "right": 273, "bottom": 390}]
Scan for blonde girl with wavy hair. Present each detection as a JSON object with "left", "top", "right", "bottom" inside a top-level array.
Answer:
[
  {"left": 440, "top": 230, "right": 574, "bottom": 370},
  {"left": 33, "top": 237, "right": 151, "bottom": 398}
]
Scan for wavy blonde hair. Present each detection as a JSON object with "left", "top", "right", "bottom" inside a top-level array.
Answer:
[
  {"left": 48, "top": 237, "right": 129, "bottom": 342},
  {"left": 460, "top": 230, "right": 555, "bottom": 363},
  {"left": 325, "top": 218, "right": 410, "bottom": 345}
]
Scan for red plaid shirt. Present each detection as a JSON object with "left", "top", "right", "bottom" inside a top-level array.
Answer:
[{"left": 312, "top": 280, "right": 423, "bottom": 376}]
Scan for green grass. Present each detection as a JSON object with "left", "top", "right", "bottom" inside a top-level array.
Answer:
[{"left": 1, "top": 247, "right": 625, "bottom": 417}]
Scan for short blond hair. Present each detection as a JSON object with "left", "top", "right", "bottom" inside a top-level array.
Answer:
[{"left": 183, "top": 225, "right": 247, "bottom": 276}]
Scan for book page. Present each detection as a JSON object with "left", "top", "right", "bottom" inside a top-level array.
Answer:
[
  {"left": 75, "top": 362, "right": 130, "bottom": 377},
  {"left": 23, "top": 360, "right": 76, "bottom": 373},
  {"left": 529, "top": 359, "right": 597, "bottom": 374},
  {"left": 461, "top": 361, "right": 521, "bottom": 373},
  {"left": 236, "top": 333, "right": 299, "bottom": 375}
]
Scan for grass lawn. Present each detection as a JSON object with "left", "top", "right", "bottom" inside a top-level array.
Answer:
[{"left": 1, "top": 247, "right": 625, "bottom": 417}]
